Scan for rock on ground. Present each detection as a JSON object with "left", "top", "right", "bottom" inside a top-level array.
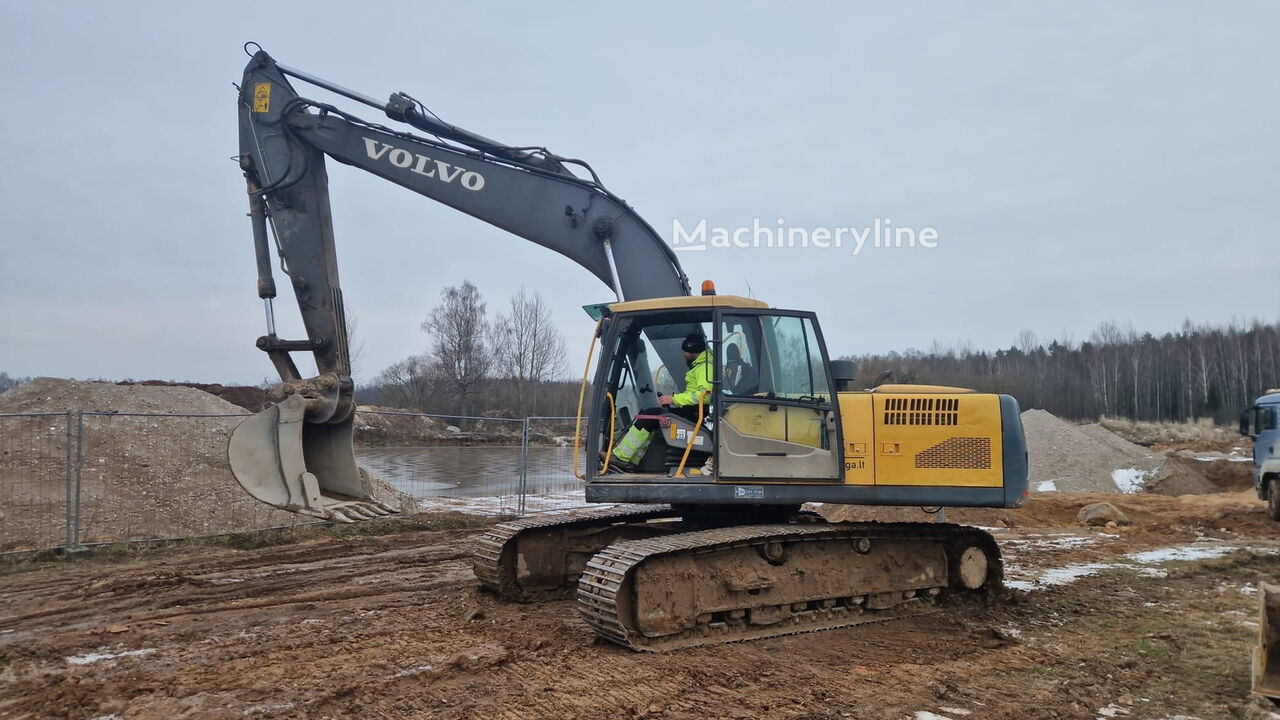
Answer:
[{"left": 1077, "top": 501, "right": 1131, "bottom": 526}]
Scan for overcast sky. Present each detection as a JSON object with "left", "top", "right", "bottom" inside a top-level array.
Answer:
[{"left": 1, "top": 2, "right": 1276, "bottom": 385}]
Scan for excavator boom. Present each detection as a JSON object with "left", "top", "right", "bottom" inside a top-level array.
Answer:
[{"left": 232, "top": 49, "right": 689, "bottom": 521}]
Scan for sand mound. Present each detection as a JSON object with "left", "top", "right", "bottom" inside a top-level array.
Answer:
[
  {"left": 0, "top": 377, "right": 239, "bottom": 415},
  {"left": 1020, "top": 409, "right": 1214, "bottom": 495},
  {"left": 0, "top": 378, "right": 413, "bottom": 550},
  {"left": 116, "top": 380, "right": 268, "bottom": 412}
]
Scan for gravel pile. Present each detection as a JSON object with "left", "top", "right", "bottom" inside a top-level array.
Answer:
[
  {"left": 1021, "top": 409, "right": 1214, "bottom": 494},
  {"left": 0, "top": 378, "right": 413, "bottom": 550}
]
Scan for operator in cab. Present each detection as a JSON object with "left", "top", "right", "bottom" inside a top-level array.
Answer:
[{"left": 609, "top": 334, "right": 714, "bottom": 472}]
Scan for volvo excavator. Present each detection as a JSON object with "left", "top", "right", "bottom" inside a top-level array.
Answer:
[{"left": 230, "top": 47, "right": 1030, "bottom": 650}]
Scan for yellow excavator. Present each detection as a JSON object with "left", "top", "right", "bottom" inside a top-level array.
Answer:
[{"left": 230, "top": 47, "right": 1029, "bottom": 650}]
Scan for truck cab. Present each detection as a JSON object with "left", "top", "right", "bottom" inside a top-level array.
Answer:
[{"left": 1239, "top": 391, "right": 1280, "bottom": 520}]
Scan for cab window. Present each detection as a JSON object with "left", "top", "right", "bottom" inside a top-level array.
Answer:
[{"left": 720, "top": 313, "right": 828, "bottom": 403}]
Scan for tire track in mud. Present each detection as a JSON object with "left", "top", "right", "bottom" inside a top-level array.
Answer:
[{"left": 2, "top": 513, "right": 1275, "bottom": 720}]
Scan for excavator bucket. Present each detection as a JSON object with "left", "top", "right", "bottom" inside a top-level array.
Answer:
[
  {"left": 228, "top": 395, "right": 397, "bottom": 523},
  {"left": 1256, "top": 582, "right": 1280, "bottom": 702}
]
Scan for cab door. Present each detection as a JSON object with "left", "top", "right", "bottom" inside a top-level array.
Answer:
[{"left": 713, "top": 310, "right": 842, "bottom": 481}]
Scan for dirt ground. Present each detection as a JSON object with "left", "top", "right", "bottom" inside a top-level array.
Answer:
[{"left": 1, "top": 493, "right": 1278, "bottom": 720}]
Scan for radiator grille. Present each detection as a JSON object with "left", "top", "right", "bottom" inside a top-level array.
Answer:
[
  {"left": 883, "top": 396, "right": 960, "bottom": 426},
  {"left": 914, "top": 437, "right": 991, "bottom": 470}
]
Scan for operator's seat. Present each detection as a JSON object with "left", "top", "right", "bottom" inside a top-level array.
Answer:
[{"left": 723, "top": 343, "right": 759, "bottom": 396}]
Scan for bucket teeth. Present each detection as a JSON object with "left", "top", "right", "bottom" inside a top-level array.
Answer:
[
  {"left": 321, "top": 501, "right": 393, "bottom": 523},
  {"left": 332, "top": 504, "right": 363, "bottom": 520}
]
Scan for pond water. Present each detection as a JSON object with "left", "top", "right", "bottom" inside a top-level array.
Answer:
[{"left": 356, "top": 445, "right": 583, "bottom": 499}]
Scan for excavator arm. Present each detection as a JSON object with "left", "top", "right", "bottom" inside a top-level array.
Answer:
[{"left": 230, "top": 49, "right": 690, "bottom": 521}]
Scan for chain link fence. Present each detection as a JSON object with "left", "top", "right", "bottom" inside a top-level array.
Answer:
[
  {"left": 0, "top": 412, "right": 74, "bottom": 552},
  {"left": 1, "top": 409, "right": 594, "bottom": 555}
]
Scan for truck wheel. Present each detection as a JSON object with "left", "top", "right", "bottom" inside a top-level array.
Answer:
[{"left": 1269, "top": 478, "right": 1280, "bottom": 522}]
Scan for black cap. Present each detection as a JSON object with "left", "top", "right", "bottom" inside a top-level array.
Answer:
[{"left": 681, "top": 334, "right": 707, "bottom": 354}]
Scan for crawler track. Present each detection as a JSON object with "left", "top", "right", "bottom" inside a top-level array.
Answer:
[
  {"left": 473, "top": 505, "right": 680, "bottom": 601},
  {"left": 578, "top": 522, "right": 1001, "bottom": 651}
]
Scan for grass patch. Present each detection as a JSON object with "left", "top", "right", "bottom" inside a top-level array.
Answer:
[
  {"left": 1134, "top": 637, "right": 1172, "bottom": 658},
  {"left": 1099, "top": 415, "right": 1236, "bottom": 447}
]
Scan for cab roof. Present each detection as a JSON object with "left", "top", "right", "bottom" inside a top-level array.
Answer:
[{"left": 608, "top": 294, "right": 769, "bottom": 314}]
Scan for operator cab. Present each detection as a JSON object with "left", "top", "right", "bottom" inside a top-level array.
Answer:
[{"left": 584, "top": 292, "right": 843, "bottom": 483}]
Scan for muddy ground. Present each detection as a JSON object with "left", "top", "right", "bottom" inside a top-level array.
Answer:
[{"left": 1, "top": 493, "right": 1278, "bottom": 720}]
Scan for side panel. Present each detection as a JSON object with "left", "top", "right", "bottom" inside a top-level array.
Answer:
[
  {"left": 872, "top": 393, "right": 1004, "bottom": 488},
  {"left": 836, "top": 393, "right": 875, "bottom": 485},
  {"left": 588, "top": 390, "right": 1030, "bottom": 508}
]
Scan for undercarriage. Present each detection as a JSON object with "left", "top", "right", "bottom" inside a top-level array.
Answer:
[{"left": 473, "top": 505, "right": 1002, "bottom": 651}]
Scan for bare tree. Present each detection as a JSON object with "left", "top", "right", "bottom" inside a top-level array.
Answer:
[
  {"left": 845, "top": 319, "right": 1280, "bottom": 424},
  {"left": 1015, "top": 329, "right": 1039, "bottom": 355},
  {"left": 0, "top": 372, "right": 29, "bottom": 394},
  {"left": 421, "top": 281, "right": 493, "bottom": 416},
  {"left": 373, "top": 353, "right": 434, "bottom": 410},
  {"left": 493, "top": 287, "right": 569, "bottom": 415},
  {"left": 344, "top": 308, "right": 366, "bottom": 380}
]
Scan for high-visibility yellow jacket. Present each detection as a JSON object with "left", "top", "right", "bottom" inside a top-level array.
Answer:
[{"left": 672, "top": 349, "right": 714, "bottom": 407}]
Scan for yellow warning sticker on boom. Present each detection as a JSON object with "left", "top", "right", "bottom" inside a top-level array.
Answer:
[{"left": 253, "top": 83, "right": 271, "bottom": 113}]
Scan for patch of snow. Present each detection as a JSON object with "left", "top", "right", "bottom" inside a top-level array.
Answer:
[
  {"left": 938, "top": 708, "right": 971, "bottom": 717},
  {"left": 1040, "top": 564, "right": 1110, "bottom": 585},
  {"left": 1097, "top": 705, "right": 1130, "bottom": 717},
  {"left": 243, "top": 702, "right": 294, "bottom": 716},
  {"left": 997, "top": 624, "right": 1023, "bottom": 639},
  {"left": 393, "top": 664, "right": 435, "bottom": 678},
  {"left": 1036, "top": 479, "right": 1057, "bottom": 492},
  {"left": 914, "top": 713, "right": 954, "bottom": 720},
  {"left": 1241, "top": 584, "right": 1258, "bottom": 595},
  {"left": 1128, "top": 546, "right": 1234, "bottom": 564},
  {"left": 1111, "top": 467, "right": 1149, "bottom": 494},
  {"left": 1006, "top": 543, "right": 1273, "bottom": 592},
  {"left": 66, "top": 647, "right": 156, "bottom": 665}
]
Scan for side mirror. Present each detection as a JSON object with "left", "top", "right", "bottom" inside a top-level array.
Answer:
[
  {"left": 1263, "top": 407, "right": 1278, "bottom": 433},
  {"left": 1241, "top": 407, "right": 1258, "bottom": 438}
]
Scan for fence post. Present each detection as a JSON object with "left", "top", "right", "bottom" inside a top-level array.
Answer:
[
  {"left": 63, "top": 411, "right": 74, "bottom": 550},
  {"left": 73, "top": 411, "right": 84, "bottom": 550},
  {"left": 518, "top": 417, "right": 530, "bottom": 516}
]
